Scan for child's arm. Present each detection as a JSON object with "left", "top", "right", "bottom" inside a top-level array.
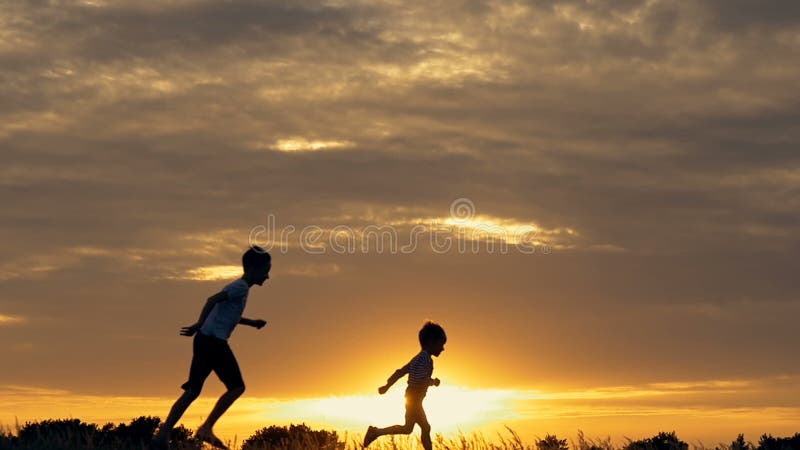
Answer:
[
  {"left": 180, "top": 290, "right": 228, "bottom": 336},
  {"left": 378, "top": 363, "right": 410, "bottom": 394},
  {"left": 239, "top": 317, "right": 267, "bottom": 329}
]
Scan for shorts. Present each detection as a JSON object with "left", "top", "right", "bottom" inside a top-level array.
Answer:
[
  {"left": 181, "top": 332, "right": 245, "bottom": 393},
  {"left": 404, "top": 386, "right": 429, "bottom": 426}
]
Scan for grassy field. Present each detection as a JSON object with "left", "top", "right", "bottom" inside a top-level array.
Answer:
[{"left": 1, "top": 417, "right": 798, "bottom": 450}]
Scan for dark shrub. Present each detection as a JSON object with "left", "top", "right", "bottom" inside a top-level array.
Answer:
[
  {"left": 537, "top": 434, "right": 569, "bottom": 450},
  {"left": 758, "top": 433, "right": 800, "bottom": 450},
  {"left": 624, "top": 431, "right": 688, "bottom": 450},
  {"left": 17, "top": 419, "right": 100, "bottom": 448},
  {"left": 723, "top": 434, "right": 752, "bottom": 450},
  {"left": 241, "top": 423, "right": 342, "bottom": 450},
  {"left": 106, "top": 415, "right": 160, "bottom": 444}
]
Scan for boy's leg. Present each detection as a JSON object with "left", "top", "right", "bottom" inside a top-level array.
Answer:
[
  {"left": 196, "top": 339, "right": 245, "bottom": 449},
  {"left": 364, "top": 392, "right": 423, "bottom": 446},
  {"left": 407, "top": 398, "right": 432, "bottom": 450},
  {"left": 196, "top": 385, "right": 244, "bottom": 433},
  {"left": 418, "top": 412, "right": 432, "bottom": 450},
  {"left": 364, "top": 421, "right": 414, "bottom": 447},
  {"left": 373, "top": 420, "right": 415, "bottom": 436},
  {"left": 153, "top": 389, "right": 200, "bottom": 442},
  {"left": 154, "top": 335, "right": 211, "bottom": 444}
]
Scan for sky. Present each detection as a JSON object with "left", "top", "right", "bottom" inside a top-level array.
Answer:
[{"left": 1, "top": 0, "right": 800, "bottom": 445}]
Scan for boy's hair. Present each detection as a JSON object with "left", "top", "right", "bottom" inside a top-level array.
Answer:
[
  {"left": 242, "top": 245, "right": 271, "bottom": 270},
  {"left": 418, "top": 321, "right": 447, "bottom": 346}
]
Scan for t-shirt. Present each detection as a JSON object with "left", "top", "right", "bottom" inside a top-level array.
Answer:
[
  {"left": 399, "top": 350, "right": 434, "bottom": 388},
  {"left": 200, "top": 278, "right": 249, "bottom": 340}
]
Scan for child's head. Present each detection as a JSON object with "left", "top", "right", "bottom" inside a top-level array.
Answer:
[
  {"left": 243, "top": 245, "right": 271, "bottom": 285},
  {"left": 418, "top": 321, "right": 446, "bottom": 356}
]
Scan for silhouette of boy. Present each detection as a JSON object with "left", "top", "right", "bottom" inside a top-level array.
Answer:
[
  {"left": 151, "top": 246, "right": 271, "bottom": 450},
  {"left": 363, "top": 321, "right": 447, "bottom": 450}
]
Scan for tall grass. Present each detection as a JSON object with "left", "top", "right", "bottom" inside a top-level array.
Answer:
[{"left": 0, "top": 417, "right": 797, "bottom": 450}]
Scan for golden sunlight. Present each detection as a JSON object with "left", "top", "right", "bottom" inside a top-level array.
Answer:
[
  {"left": 263, "top": 386, "right": 526, "bottom": 432},
  {"left": 175, "top": 265, "right": 242, "bottom": 281},
  {"left": 0, "top": 314, "right": 26, "bottom": 325},
  {"left": 272, "top": 138, "right": 353, "bottom": 152}
]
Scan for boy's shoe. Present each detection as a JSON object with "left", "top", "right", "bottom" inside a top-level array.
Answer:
[{"left": 363, "top": 426, "right": 378, "bottom": 447}]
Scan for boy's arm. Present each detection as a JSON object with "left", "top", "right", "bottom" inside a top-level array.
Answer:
[
  {"left": 180, "top": 290, "right": 228, "bottom": 336},
  {"left": 378, "top": 363, "right": 410, "bottom": 394},
  {"left": 239, "top": 317, "right": 267, "bottom": 329}
]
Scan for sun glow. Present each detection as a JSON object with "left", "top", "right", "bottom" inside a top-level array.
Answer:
[
  {"left": 272, "top": 138, "right": 353, "bottom": 152},
  {"left": 261, "top": 386, "right": 525, "bottom": 432},
  {"left": 175, "top": 265, "right": 242, "bottom": 281}
]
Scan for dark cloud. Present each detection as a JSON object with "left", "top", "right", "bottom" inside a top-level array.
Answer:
[{"left": 1, "top": 0, "right": 799, "bottom": 405}]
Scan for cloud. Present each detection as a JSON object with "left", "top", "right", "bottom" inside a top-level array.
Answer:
[
  {"left": 169, "top": 265, "right": 243, "bottom": 281},
  {"left": 266, "top": 138, "right": 355, "bottom": 153},
  {"left": 1, "top": 0, "right": 800, "bottom": 422},
  {"left": 3, "top": 0, "right": 798, "bottom": 254},
  {"left": 0, "top": 314, "right": 26, "bottom": 325},
  {"left": 285, "top": 263, "right": 341, "bottom": 277},
  {"left": 0, "top": 246, "right": 114, "bottom": 281}
]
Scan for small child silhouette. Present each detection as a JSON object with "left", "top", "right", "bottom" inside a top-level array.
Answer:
[
  {"left": 363, "top": 321, "right": 447, "bottom": 450},
  {"left": 151, "top": 246, "right": 271, "bottom": 450}
]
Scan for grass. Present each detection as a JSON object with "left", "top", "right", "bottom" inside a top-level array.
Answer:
[{"left": 0, "top": 418, "right": 797, "bottom": 450}]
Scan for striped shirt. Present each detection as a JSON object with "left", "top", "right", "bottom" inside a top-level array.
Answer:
[{"left": 399, "top": 350, "right": 434, "bottom": 388}]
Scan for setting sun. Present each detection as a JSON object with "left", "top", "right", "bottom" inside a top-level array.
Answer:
[{"left": 264, "top": 386, "right": 526, "bottom": 433}]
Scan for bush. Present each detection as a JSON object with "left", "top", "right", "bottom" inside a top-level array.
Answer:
[
  {"left": 241, "top": 423, "right": 342, "bottom": 450},
  {"left": 720, "top": 434, "right": 752, "bottom": 450},
  {"left": 17, "top": 418, "right": 100, "bottom": 448},
  {"left": 537, "top": 434, "right": 569, "bottom": 450},
  {"left": 757, "top": 433, "right": 800, "bottom": 450},
  {"left": 3, "top": 416, "right": 203, "bottom": 450},
  {"left": 99, "top": 415, "right": 160, "bottom": 446},
  {"left": 623, "top": 431, "right": 688, "bottom": 450}
]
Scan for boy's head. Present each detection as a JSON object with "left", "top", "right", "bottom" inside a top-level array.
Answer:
[
  {"left": 243, "top": 245, "right": 271, "bottom": 285},
  {"left": 419, "top": 321, "right": 446, "bottom": 356}
]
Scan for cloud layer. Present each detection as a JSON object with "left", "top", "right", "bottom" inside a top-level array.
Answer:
[{"left": 1, "top": 0, "right": 799, "bottom": 439}]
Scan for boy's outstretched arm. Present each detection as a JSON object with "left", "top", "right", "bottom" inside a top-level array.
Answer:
[
  {"left": 378, "top": 364, "right": 410, "bottom": 394},
  {"left": 239, "top": 317, "right": 267, "bottom": 329},
  {"left": 180, "top": 290, "right": 228, "bottom": 336}
]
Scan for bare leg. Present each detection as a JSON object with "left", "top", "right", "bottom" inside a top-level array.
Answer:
[
  {"left": 364, "top": 422, "right": 413, "bottom": 447},
  {"left": 374, "top": 422, "right": 414, "bottom": 437},
  {"left": 195, "top": 386, "right": 245, "bottom": 448},
  {"left": 154, "top": 389, "right": 200, "bottom": 443},
  {"left": 419, "top": 421, "right": 432, "bottom": 450}
]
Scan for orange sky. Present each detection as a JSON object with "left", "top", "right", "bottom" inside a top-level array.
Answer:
[{"left": 2, "top": 0, "right": 800, "bottom": 446}]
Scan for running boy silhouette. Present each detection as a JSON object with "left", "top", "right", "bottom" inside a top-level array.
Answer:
[
  {"left": 151, "top": 246, "right": 271, "bottom": 450},
  {"left": 363, "top": 321, "right": 447, "bottom": 450}
]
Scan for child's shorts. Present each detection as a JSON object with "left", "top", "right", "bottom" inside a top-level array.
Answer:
[{"left": 181, "top": 332, "right": 245, "bottom": 393}]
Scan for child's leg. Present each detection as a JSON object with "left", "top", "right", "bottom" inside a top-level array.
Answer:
[
  {"left": 373, "top": 420, "right": 415, "bottom": 437},
  {"left": 367, "top": 394, "right": 425, "bottom": 443},
  {"left": 196, "top": 340, "right": 245, "bottom": 447},
  {"left": 197, "top": 385, "right": 245, "bottom": 432},
  {"left": 154, "top": 389, "right": 200, "bottom": 441},
  {"left": 418, "top": 416, "right": 432, "bottom": 450},
  {"left": 155, "top": 334, "right": 212, "bottom": 444},
  {"left": 363, "top": 420, "right": 414, "bottom": 448}
]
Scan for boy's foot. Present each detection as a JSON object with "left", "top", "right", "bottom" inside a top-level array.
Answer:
[
  {"left": 363, "top": 426, "right": 378, "bottom": 447},
  {"left": 196, "top": 428, "right": 229, "bottom": 450}
]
